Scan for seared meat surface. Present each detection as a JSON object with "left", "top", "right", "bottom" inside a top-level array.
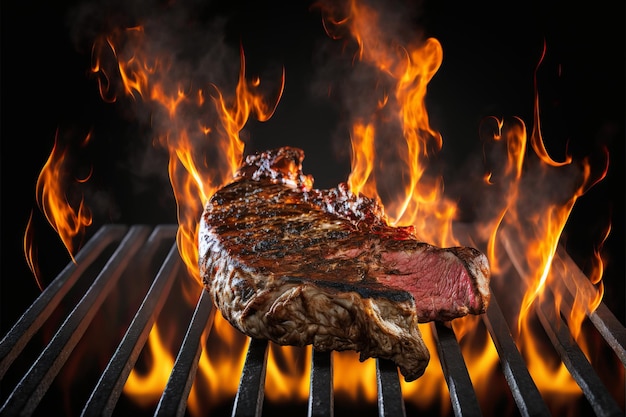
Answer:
[{"left": 199, "top": 147, "right": 490, "bottom": 381}]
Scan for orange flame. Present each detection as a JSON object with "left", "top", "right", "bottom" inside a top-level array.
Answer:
[
  {"left": 89, "top": 23, "right": 289, "bottom": 412},
  {"left": 92, "top": 26, "right": 285, "bottom": 283},
  {"left": 265, "top": 344, "right": 311, "bottom": 402},
  {"left": 529, "top": 41, "right": 572, "bottom": 168},
  {"left": 124, "top": 325, "right": 175, "bottom": 407},
  {"left": 24, "top": 131, "right": 93, "bottom": 289},
  {"left": 191, "top": 312, "right": 247, "bottom": 413},
  {"left": 167, "top": 46, "right": 284, "bottom": 283},
  {"left": 477, "top": 57, "right": 610, "bottom": 405},
  {"left": 347, "top": 121, "right": 376, "bottom": 197},
  {"left": 318, "top": 0, "right": 456, "bottom": 248}
]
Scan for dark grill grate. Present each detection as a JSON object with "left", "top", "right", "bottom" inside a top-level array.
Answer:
[{"left": 1, "top": 224, "right": 624, "bottom": 417}]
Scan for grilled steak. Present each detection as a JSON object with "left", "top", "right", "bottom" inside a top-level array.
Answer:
[{"left": 198, "top": 146, "right": 490, "bottom": 381}]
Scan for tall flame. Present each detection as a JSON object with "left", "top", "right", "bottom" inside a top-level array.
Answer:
[
  {"left": 89, "top": 22, "right": 288, "bottom": 414},
  {"left": 318, "top": 0, "right": 456, "bottom": 247},
  {"left": 529, "top": 41, "right": 572, "bottom": 168},
  {"left": 24, "top": 131, "right": 93, "bottom": 289},
  {"left": 92, "top": 27, "right": 285, "bottom": 283},
  {"left": 474, "top": 49, "right": 611, "bottom": 405}
]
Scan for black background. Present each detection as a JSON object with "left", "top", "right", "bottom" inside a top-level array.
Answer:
[{"left": 1, "top": 0, "right": 624, "bottom": 339}]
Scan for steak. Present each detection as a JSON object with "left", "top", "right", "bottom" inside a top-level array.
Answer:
[{"left": 198, "top": 146, "right": 490, "bottom": 381}]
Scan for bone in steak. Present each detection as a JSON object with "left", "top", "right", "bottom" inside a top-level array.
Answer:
[{"left": 198, "top": 146, "right": 491, "bottom": 381}]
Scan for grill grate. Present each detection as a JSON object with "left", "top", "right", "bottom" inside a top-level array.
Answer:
[{"left": 1, "top": 224, "right": 624, "bottom": 417}]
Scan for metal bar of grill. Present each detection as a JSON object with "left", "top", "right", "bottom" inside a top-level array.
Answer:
[
  {"left": 432, "top": 321, "right": 482, "bottom": 417},
  {"left": 0, "top": 224, "right": 624, "bottom": 417},
  {"left": 376, "top": 358, "right": 405, "bottom": 417},
  {"left": 232, "top": 338, "right": 269, "bottom": 417},
  {"left": 0, "top": 225, "right": 128, "bottom": 379},
  {"left": 536, "top": 289, "right": 622, "bottom": 417},
  {"left": 154, "top": 288, "right": 215, "bottom": 417},
  {"left": 81, "top": 226, "right": 179, "bottom": 416},
  {"left": 587, "top": 303, "right": 626, "bottom": 365},
  {"left": 481, "top": 293, "right": 551, "bottom": 417},
  {"left": 1, "top": 225, "right": 151, "bottom": 416},
  {"left": 556, "top": 246, "right": 626, "bottom": 365},
  {"left": 308, "top": 349, "right": 333, "bottom": 417}
]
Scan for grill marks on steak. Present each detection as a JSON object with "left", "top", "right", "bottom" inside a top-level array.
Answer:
[{"left": 199, "top": 146, "right": 491, "bottom": 381}]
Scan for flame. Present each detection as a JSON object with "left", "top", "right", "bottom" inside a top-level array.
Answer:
[
  {"left": 510, "top": 150, "right": 608, "bottom": 342},
  {"left": 24, "top": 130, "right": 93, "bottom": 288},
  {"left": 347, "top": 121, "right": 376, "bottom": 197},
  {"left": 92, "top": 27, "right": 285, "bottom": 284},
  {"left": 265, "top": 344, "right": 311, "bottom": 402},
  {"left": 318, "top": 0, "right": 456, "bottom": 247},
  {"left": 88, "top": 22, "right": 288, "bottom": 412},
  {"left": 477, "top": 64, "right": 611, "bottom": 405},
  {"left": 190, "top": 312, "right": 248, "bottom": 413},
  {"left": 333, "top": 351, "right": 378, "bottom": 401},
  {"left": 124, "top": 325, "right": 176, "bottom": 407},
  {"left": 529, "top": 41, "right": 572, "bottom": 168},
  {"left": 23, "top": 213, "right": 41, "bottom": 289},
  {"left": 27, "top": 0, "right": 618, "bottom": 415}
]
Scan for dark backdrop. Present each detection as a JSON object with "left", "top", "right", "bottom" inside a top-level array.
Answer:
[{"left": 2, "top": 0, "right": 624, "bottom": 334}]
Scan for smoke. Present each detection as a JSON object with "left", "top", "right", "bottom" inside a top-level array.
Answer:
[
  {"left": 60, "top": 0, "right": 244, "bottom": 223},
  {"left": 59, "top": 0, "right": 434, "bottom": 221},
  {"left": 54, "top": 0, "right": 607, "bottom": 238},
  {"left": 310, "top": 0, "right": 427, "bottom": 159}
]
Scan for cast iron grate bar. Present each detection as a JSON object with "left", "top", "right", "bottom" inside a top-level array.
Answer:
[
  {"left": 502, "top": 232, "right": 626, "bottom": 365},
  {"left": 81, "top": 225, "right": 179, "bottom": 417},
  {"left": 154, "top": 288, "right": 215, "bottom": 417},
  {"left": 432, "top": 321, "right": 483, "bottom": 417},
  {"left": 536, "top": 289, "right": 623, "bottom": 417},
  {"left": 556, "top": 274, "right": 626, "bottom": 368},
  {"left": 502, "top": 231, "right": 626, "bottom": 417},
  {"left": 376, "top": 358, "right": 406, "bottom": 417},
  {"left": 231, "top": 337, "right": 269, "bottom": 417},
  {"left": 0, "top": 225, "right": 128, "bottom": 379},
  {"left": 556, "top": 246, "right": 626, "bottom": 365},
  {"left": 0, "top": 225, "right": 151, "bottom": 417},
  {"left": 481, "top": 291, "right": 551, "bottom": 417},
  {"left": 588, "top": 303, "right": 626, "bottom": 365},
  {"left": 308, "top": 349, "right": 333, "bottom": 417}
]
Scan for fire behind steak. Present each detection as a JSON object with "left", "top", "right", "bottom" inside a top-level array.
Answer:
[{"left": 198, "top": 146, "right": 490, "bottom": 381}]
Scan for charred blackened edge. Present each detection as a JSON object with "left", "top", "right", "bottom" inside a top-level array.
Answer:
[{"left": 282, "top": 276, "right": 414, "bottom": 303}]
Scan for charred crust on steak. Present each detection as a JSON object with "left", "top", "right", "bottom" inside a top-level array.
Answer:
[
  {"left": 235, "top": 147, "right": 314, "bottom": 190},
  {"left": 199, "top": 146, "right": 491, "bottom": 382}
]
